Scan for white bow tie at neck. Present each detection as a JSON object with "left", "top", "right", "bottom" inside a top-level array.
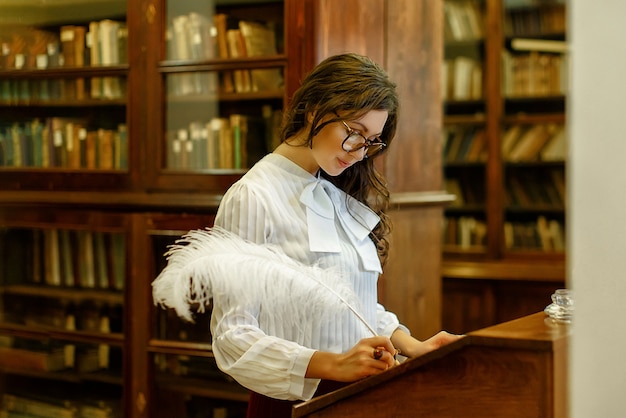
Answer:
[{"left": 299, "top": 179, "right": 383, "bottom": 273}]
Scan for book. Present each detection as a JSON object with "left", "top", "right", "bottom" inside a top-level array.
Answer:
[
  {"left": 98, "top": 19, "right": 124, "bottom": 99},
  {"left": 540, "top": 124, "right": 567, "bottom": 161},
  {"left": 2, "top": 394, "right": 77, "bottom": 418},
  {"left": 58, "top": 229, "right": 75, "bottom": 287},
  {"left": 226, "top": 29, "right": 252, "bottom": 93},
  {"left": 238, "top": 20, "right": 284, "bottom": 91},
  {"left": 65, "top": 122, "right": 83, "bottom": 169},
  {"left": 114, "top": 124, "right": 128, "bottom": 169},
  {"left": 507, "top": 124, "right": 553, "bottom": 161},
  {"left": 0, "top": 346, "right": 66, "bottom": 372},
  {"left": 93, "top": 232, "right": 109, "bottom": 289},
  {"left": 230, "top": 114, "right": 247, "bottom": 169},
  {"left": 97, "top": 129, "right": 114, "bottom": 169},
  {"left": 511, "top": 38, "right": 567, "bottom": 53},
  {"left": 87, "top": 21, "right": 102, "bottom": 98},
  {"left": 77, "top": 230, "right": 96, "bottom": 288},
  {"left": 43, "top": 229, "right": 61, "bottom": 286},
  {"left": 213, "top": 14, "right": 235, "bottom": 93}
]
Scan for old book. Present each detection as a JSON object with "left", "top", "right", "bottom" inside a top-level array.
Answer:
[
  {"left": 114, "top": 123, "right": 128, "bottom": 169},
  {"left": 108, "top": 232, "right": 126, "bottom": 291},
  {"left": 213, "top": 14, "right": 235, "bottom": 93},
  {"left": 99, "top": 20, "right": 123, "bottom": 99},
  {"left": 85, "top": 130, "right": 98, "bottom": 169},
  {"left": 226, "top": 29, "right": 252, "bottom": 93},
  {"left": 59, "top": 26, "right": 77, "bottom": 100},
  {"left": 65, "top": 122, "right": 82, "bottom": 169},
  {"left": 97, "top": 129, "right": 114, "bottom": 169},
  {"left": 508, "top": 124, "right": 553, "bottom": 161},
  {"left": 93, "top": 232, "right": 109, "bottom": 289},
  {"left": 58, "top": 229, "right": 75, "bottom": 287},
  {"left": 540, "top": 124, "right": 567, "bottom": 161},
  {"left": 77, "top": 230, "right": 96, "bottom": 288},
  {"left": 0, "top": 346, "right": 66, "bottom": 372},
  {"left": 206, "top": 120, "right": 221, "bottom": 169},
  {"left": 88, "top": 21, "right": 102, "bottom": 98},
  {"left": 43, "top": 229, "right": 61, "bottom": 286},
  {"left": 73, "top": 26, "right": 87, "bottom": 100},
  {"left": 238, "top": 20, "right": 283, "bottom": 91},
  {"left": 230, "top": 114, "right": 247, "bottom": 169},
  {"left": 2, "top": 394, "right": 77, "bottom": 418}
]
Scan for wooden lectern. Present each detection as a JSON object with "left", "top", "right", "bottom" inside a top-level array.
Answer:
[{"left": 292, "top": 312, "right": 569, "bottom": 418}]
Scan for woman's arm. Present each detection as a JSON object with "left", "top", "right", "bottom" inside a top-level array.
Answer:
[
  {"left": 390, "top": 328, "right": 463, "bottom": 358},
  {"left": 305, "top": 335, "right": 397, "bottom": 382}
]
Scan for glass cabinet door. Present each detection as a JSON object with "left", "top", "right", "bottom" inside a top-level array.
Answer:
[
  {"left": 442, "top": 0, "right": 488, "bottom": 254},
  {"left": 0, "top": 0, "right": 130, "bottom": 189},
  {"left": 147, "top": 214, "right": 249, "bottom": 418},
  {"left": 0, "top": 209, "right": 128, "bottom": 417},
  {"left": 501, "top": 0, "right": 567, "bottom": 254},
  {"left": 160, "top": 0, "right": 285, "bottom": 175}
]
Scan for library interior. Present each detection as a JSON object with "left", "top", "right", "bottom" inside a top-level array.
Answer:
[{"left": 1, "top": 0, "right": 623, "bottom": 417}]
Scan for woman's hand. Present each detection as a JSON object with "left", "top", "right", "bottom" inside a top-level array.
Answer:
[
  {"left": 306, "top": 336, "right": 398, "bottom": 382},
  {"left": 391, "top": 329, "right": 464, "bottom": 359}
]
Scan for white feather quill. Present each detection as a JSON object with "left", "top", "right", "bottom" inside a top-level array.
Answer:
[{"left": 152, "top": 227, "right": 377, "bottom": 338}]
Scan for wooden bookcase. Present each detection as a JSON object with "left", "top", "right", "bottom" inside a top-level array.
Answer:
[
  {"left": 0, "top": 0, "right": 449, "bottom": 417},
  {"left": 441, "top": 0, "right": 567, "bottom": 334}
]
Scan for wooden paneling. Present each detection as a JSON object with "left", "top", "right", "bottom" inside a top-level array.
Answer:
[
  {"left": 382, "top": 0, "right": 444, "bottom": 338},
  {"left": 383, "top": 206, "right": 444, "bottom": 338},
  {"left": 385, "top": 0, "right": 443, "bottom": 192},
  {"left": 312, "top": 0, "right": 385, "bottom": 64}
]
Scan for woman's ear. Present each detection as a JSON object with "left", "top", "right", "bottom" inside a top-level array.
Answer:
[{"left": 306, "top": 111, "right": 315, "bottom": 124}]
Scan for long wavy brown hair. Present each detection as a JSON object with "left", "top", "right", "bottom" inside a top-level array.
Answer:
[{"left": 280, "top": 53, "right": 399, "bottom": 265}]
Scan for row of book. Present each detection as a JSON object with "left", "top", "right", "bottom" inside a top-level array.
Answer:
[
  {"left": 166, "top": 107, "right": 281, "bottom": 171},
  {"left": 0, "top": 227, "right": 126, "bottom": 291},
  {"left": 443, "top": 125, "right": 487, "bottom": 162},
  {"left": 1, "top": 393, "right": 120, "bottom": 418},
  {"left": 502, "top": 50, "right": 568, "bottom": 97},
  {"left": 154, "top": 353, "right": 235, "bottom": 384},
  {"left": 505, "top": 169, "right": 565, "bottom": 208},
  {"left": 0, "top": 332, "right": 118, "bottom": 375},
  {"left": 167, "top": 12, "right": 283, "bottom": 95},
  {"left": 504, "top": 2, "right": 566, "bottom": 37},
  {"left": 443, "top": 122, "right": 566, "bottom": 163},
  {"left": 0, "top": 20, "right": 127, "bottom": 100},
  {"left": 445, "top": 177, "right": 485, "bottom": 207},
  {"left": 502, "top": 123, "right": 566, "bottom": 161},
  {"left": 443, "top": 0, "right": 483, "bottom": 42},
  {"left": 505, "top": 216, "right": 565, "bottom": 251},
  {"left": 443, "top": 215, "right": 565, "bottom": 251},
  {"left": 0, "top": 119, "right": 128, "bottom": 170},
  {"left": 442, "top": 216, "right": 487, "bottom": 249},
  {"left": 442, "top": 56, "right": 483, "bottom": 101},
  {"left": 0, "top": 75, "right": 126, "bottom": 104}
]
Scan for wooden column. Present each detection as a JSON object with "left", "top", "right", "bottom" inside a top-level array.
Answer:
[{"left": 382, "top": 0, "right": 446, "bottom": 339}]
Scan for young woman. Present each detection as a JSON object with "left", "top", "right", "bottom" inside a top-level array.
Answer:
[{"left": 154, "top": 53, "right": 461, "bottom": 418}]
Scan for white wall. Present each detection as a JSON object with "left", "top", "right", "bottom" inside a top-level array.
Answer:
[{"left": 570, "top": 0, "right": 626, "bottom": 416}]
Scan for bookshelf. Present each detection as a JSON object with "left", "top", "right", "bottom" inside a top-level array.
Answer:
[
  {"left": 442, "top": 0, "right": 567, "bottom": 333},
  {"left": 0, "top": 0, "right": 450, "bottom": 416},
  {"left": 0, "top": 0, "right": 296, "bottom": 417}
]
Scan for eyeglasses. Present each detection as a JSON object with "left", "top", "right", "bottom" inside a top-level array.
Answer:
[{"left": 340, "top": 121, "right": 387, "bottom": 158}]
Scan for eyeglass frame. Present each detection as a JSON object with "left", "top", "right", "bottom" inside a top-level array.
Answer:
[{"left": 340, "top": 120, "right": 387, "bottom": 158}]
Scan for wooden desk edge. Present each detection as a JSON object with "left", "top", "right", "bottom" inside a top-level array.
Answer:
[{"left": 292, "top": 312, "right": 570, "bottom": 418}]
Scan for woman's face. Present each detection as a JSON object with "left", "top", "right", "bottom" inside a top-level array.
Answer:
[{"left": 311, "top": 110, "right": 388, "bottom": 176}]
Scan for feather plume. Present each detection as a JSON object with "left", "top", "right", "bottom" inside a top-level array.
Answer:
[{"left": 152, "top": 227, "right": 377, "bottom": 338}]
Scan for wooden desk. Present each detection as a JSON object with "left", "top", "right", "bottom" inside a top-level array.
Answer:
[{"left": 292, "top": 312, "right": 569, "bottom": 418}]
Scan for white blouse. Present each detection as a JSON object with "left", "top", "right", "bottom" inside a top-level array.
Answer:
[{"left": 212, "top": 153, "right": 408, "bottom": 401}]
